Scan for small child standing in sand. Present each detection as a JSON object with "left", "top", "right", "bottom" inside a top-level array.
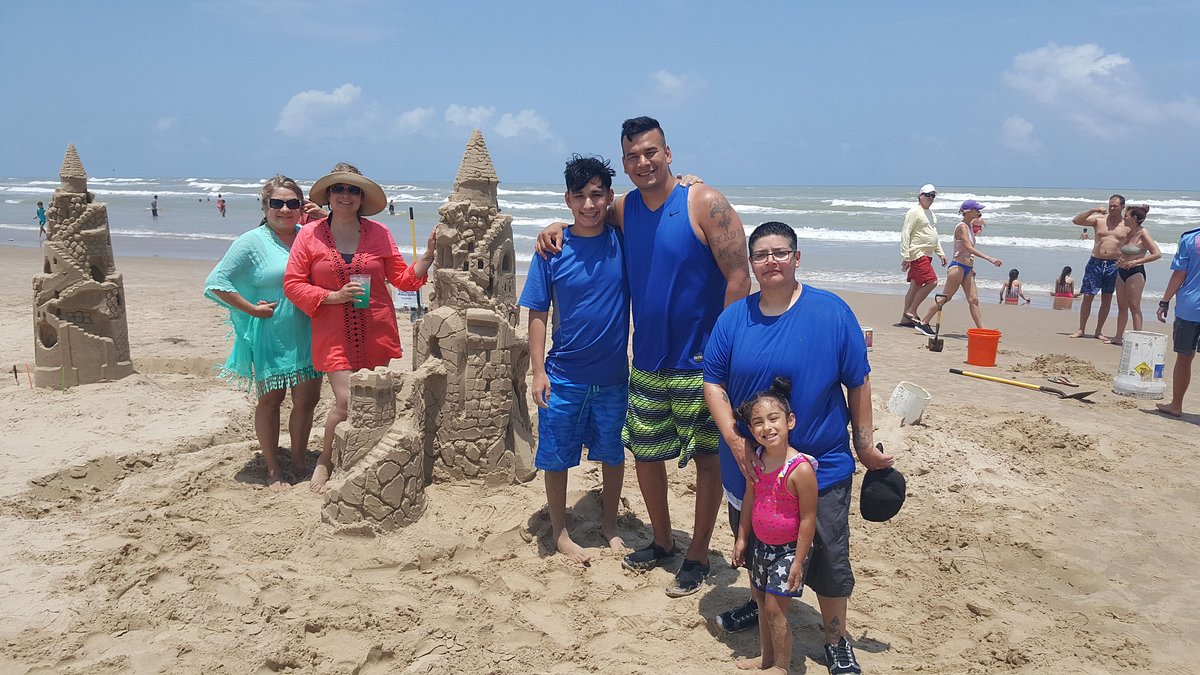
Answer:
[{"left": 731, "top": 377, "right": 818, "bottom": 674}]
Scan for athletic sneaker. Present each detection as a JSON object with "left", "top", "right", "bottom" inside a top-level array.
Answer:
[
  {"left": 664, "top": 559, "right": 710, "bottom": 597},
  {"left": 824, "top": 636, "right": 862, "bottom": 674},
  {"left": 622, "top": 543, "right": 676, "bottom": 572},
  {"left": 913, "top": 322, "right": 936, "bottom": 337},
  {"left": 715, "top": 599, "right": 759, "bottom": 632}
]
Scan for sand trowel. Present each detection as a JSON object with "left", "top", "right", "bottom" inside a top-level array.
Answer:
[{"left": 927, "top": 293, "right": 948, "bottom": 352}]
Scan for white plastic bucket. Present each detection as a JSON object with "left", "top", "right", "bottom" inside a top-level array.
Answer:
[
  {"left": 1113, "top": 330, "right": 1167, "bottom": 399},
  {"left": 887, "top": 381, "right": 931, "bottom": 425},
  {"left": 862, "top": 327, "right": 874, "bottom": 352}
]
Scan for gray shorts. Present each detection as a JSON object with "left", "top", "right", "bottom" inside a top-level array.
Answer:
[
  {"left": 1174, "top": 318, "right": 1200, "bottom": 354},
  {"left": 727, "top": 476, "right": 855, "bottom": 598}
]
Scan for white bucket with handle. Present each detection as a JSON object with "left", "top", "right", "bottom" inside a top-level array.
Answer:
[
  {"left": 887, "top": 381, "right": 931, "bottom": 425},
  {"left": 1113, "top": 330, "right": 1167, "bottom": 399}
]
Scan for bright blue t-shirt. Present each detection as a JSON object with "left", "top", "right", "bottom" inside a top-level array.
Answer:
[
  {"left": 1171, "top": 228, "right": 1200, "bottom": 322},
  {"left": 518, "top": 224, "right": 630, "bottom": 386},
  {"left": 703, "top": 286, "right": 870, "bottom": 506}
]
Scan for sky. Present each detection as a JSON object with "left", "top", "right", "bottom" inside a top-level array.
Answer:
[{"left": 3, "top": 1, "right": 1198, "bottom": 189}]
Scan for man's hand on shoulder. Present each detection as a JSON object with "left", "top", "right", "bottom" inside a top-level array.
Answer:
[{"left": 534, "top": 222, "right": 568, "bottom": 258}]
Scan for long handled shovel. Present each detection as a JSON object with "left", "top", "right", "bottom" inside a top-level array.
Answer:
[
  {"left": 927, "top": 293, "right": 948, "bottom": 352},
  {"left": 949, "top": 368, "right": 1097, "bottom": 400}
]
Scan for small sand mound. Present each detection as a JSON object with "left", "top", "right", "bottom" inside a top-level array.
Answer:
[{"left": 1010, "top": 354, "right": 1111, "bottom": 383}]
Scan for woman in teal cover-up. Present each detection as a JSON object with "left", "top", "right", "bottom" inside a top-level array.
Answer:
[{"left": 205, "top": 175, "right": 323, "bottom": 492}]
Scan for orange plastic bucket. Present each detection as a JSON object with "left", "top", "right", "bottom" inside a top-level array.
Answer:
[{"left": 965, "top": 328, "right": 1002, "bottom": 367}]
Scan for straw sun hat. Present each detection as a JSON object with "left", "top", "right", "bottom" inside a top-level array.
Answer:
[{"left": 309, "top": 170, "right": 388, "bottom": 217}]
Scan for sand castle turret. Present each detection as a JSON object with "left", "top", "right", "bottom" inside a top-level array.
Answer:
[
  {"left": 31, "top": 145, "right": 133, "bottom": 389},
  {"left": 412, "top": 129, "right": 534, "bottom": 484}
]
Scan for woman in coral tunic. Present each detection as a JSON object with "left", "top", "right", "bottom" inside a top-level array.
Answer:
[{"left": 284, "top": 163, "right": 435, "bottom": 492}]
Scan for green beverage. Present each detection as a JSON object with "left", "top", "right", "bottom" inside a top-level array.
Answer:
[{"left": 350, "top": 274, "right": 371, "bottom": 309}]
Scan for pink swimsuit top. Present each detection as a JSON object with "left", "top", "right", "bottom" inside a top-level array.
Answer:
[{"left": 751, "top": 451, "right": 817, "bottom": 545}]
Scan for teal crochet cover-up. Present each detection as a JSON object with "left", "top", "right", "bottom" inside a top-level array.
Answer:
[{"left": 205, "top": 224, "right": 320, "bottom": 396}]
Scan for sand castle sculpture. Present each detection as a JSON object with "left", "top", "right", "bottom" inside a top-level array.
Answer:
[
  {"left": 322, "top": 130, "right": 535, "bottom": 532},
  {"left": 31, "top": 145, "right": 133, "bottom": 389}
]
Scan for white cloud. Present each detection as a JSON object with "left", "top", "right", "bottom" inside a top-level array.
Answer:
[
  {"left": 393, "top": 107, "right": 435, "bottom": 135},
  {"left": 276, "top": 84, "right": 363, "bottom": 136},
  {"left": 1004, "top": 43, "right": 1200, "bottom": 139},
  {"left": 648, "top": 70, "right": 707, "bottom": 107},
  {"left": 445, "top": 104, "right": 495, "bottom": 127},
  {"left": 494, "top": 109, "right": 552, "bottom": 140},
  {"left": 1003, "top": 116, "right": 1043, "bottom": 153}
]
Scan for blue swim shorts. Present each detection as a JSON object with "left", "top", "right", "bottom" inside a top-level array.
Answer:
[
  {"left": 535, "top": 377, "right": 628, "bottom": 472},
  {"left": 1080, "top": 256, "right": 1118, "bottom": 296}
]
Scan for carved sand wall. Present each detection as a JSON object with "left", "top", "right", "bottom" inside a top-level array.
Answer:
[{"left": 32, "top": 145, "right": 133, "bottom": 389}]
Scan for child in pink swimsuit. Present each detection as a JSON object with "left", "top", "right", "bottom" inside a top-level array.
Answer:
[{"left": 730, "top": 377, "right": 818, "bottom": 673}]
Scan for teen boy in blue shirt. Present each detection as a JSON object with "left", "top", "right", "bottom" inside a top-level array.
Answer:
[{"left": 519, "top": 155, "right": 630, "bottom": 565}]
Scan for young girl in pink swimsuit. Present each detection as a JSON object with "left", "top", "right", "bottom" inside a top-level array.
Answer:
[{"left": 731, "top": 377, "right": 819, "bottom": 674}]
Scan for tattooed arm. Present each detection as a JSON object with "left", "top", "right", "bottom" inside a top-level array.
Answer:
[
  {"left": 690, "top": 184, "right": 751, "bottom": 307},
  {"left": 846, "top": 375, "right": 894, "bottom": 470}
]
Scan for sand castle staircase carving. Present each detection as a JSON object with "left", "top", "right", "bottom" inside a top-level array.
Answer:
[
  {"left": 31, "top": 145, "right": 133, "bottom": 389},
  {"left": 322, "top": 131, "right": 535, "bottom": 533}
]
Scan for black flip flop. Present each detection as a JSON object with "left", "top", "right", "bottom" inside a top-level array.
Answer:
[{"left": 622, "top": 543, "right": 677, "bottom": 571}]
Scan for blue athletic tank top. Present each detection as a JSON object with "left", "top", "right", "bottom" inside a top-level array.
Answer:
[{"left": 623, "top": 184, "right": 727, "bottom": 371}]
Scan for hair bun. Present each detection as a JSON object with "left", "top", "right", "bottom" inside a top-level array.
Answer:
[{"left": 769, "top": 376, "right": 793, "bottom": 400}]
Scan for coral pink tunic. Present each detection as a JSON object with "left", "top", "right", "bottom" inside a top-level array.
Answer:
[{"left": 284, "top": 217, "right": 426, "bottom": 372}]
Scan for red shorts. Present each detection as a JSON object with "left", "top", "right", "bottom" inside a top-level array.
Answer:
[{"left": 906, "top": 255, "right": 937, "bottom": 285}]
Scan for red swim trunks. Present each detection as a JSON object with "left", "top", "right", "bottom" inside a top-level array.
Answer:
[{"left": 906, "top": 255, "right": 937, "bottom": 285}]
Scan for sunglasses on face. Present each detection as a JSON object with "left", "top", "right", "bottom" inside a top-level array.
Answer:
[
  {"left": 268, "top": 198, "right": 303, "bottom": 210},
  {"left": 922, "top": 193, "right": 936, "bottom": 200},
  {"left": 329, "top": 184, "right": 363, "bottom": 196},
  {"left": 749, "top": 249, "right": 796, "bottom": 264}
]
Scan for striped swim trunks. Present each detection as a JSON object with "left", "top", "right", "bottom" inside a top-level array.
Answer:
[{"left": 622, "top": 366, "right": 719, "bottom": 467}]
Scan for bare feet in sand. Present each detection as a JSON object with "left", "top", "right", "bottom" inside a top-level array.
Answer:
[
  {"left": 1156, "top": 403, "right": 1183, "bottom": 417},
  {"left": 554, "top": 529, "right": 593, "bottom": 565},
  {"left": 1099, "top": 335, "right": 1123, "bottom": 345},
  {"left": 602, "top": 524, "right": 625, "bottom": 551},
  {"left": 266, "top": 469, "right": 287, "bottom": 493},
  {"left": 1068, "top": 330, "right": 1086, "bottom": 338},
  {"left": 736, "top": 658, "right": 784, "bottom": 672},
  {"left": 309, "top": 464, "right": 331, "bottom": 494}
]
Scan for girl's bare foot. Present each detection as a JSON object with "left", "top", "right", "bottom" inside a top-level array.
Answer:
[
  {"left": 554, "top": 529, "right": 593, "bottom": 565},
  {"left": 266, "top": 469, "right": 287, "bottom": 493},
  {"left": 309, "top": 464, "right": 331, "bottom": 494},
  {"left": 735, "top": 657, "right": 765, "bottom": 670}
]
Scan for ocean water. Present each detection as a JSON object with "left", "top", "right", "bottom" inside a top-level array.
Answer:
[{"left": 2, "top": 176, "right": 1196, "bottom": 310}]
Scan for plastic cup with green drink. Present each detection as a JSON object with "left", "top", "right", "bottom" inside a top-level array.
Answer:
[{"left": 350, "top": 273, "right": 371, "bottom": 309}]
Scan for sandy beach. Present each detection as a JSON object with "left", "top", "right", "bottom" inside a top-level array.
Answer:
[{"left": 2, "top": 243, "right": 1197, "bottom": 674}]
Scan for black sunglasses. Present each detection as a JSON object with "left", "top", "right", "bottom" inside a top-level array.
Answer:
[
  {"left": 268, "top": 198, "right": 302, "bottom": 210},
  {"left": 329, "top": 184, "right": 363, "bottom": 196}
]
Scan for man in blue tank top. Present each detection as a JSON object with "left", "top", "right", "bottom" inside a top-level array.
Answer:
[{"left": 535, "top": 116, "right": 750, "bottom": 597}]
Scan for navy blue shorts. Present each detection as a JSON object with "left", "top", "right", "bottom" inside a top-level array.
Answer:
[
  {"left": 1080, "top": 256, "right": 1118, "bottom": 296},
  {"left": 1173, "top": 318, "right": 1200, "bottom": 354}
]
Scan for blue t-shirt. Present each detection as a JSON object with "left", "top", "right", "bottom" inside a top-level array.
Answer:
[
  {"left": 703, "top": 286, "right": 870, "bottom": 506},
  {"left": 622, "top": 184, "right": 726, "bottom": 371},
  {"left": 1171, "top": 228, "right": 1200, "bottom": 322},
  {"left": 518, "top": 224, "right": 630, "bottom": 386}
]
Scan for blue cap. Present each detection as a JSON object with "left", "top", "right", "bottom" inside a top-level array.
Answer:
[{"left": 959, "top": 199, "right": 985, "bottom": 212}]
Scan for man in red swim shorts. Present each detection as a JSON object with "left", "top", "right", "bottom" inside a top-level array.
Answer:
[{"left": 899, "top": 184, "right": 946, "bottom": 325}]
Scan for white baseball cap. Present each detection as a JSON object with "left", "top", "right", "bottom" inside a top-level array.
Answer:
[{"left": 920, "top": 184, "right": 937, "bottom": 195}]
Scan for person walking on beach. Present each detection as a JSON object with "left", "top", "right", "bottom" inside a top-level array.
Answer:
[
  {"left": 151, "top": 195, "right": 159, "bottom": 218},
  {"left": 388, "top": 199, "right": 395, "bottom": 216},
  {"left": 284, "top": 163, "right": 436, "bottom": 493},
  {"left": 1070, "top": 195, "right": 1128, "bottom": 338},
  {"left": 1156, "top": 225, "right": 1200, "bottom": 417},
  {"left": 914, "top": 200, "right": 1001, "bottom": 335},
  {"left": 519, "top": 155, "right": 629, "bottom": 565},
  {"left": 899, "top": 184, "right": 946, "bottom": 326},
  {"left": 35, "top": 201, "right": 46, "bottom": 239},
  {"left": 1107, "top": 204, "right": 1162, "bottom": 345},
  {"left": 217, "top": 194, "right": 227, "bottom": 217},
  {"left": 729, "top": 378, "right": 818, "bottom": 674},
  {"left": 537, "top": 116, "right": 751, "bottom": 597},
  {"left": 205, "top": 175, "right": 323, "bottom": 492},
  {"left": 704, "top": 220, "right": 891, "bottom": 673}
]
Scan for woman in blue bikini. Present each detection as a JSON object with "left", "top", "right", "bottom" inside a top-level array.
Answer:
[{"left": 915, "top": 199, "right": 1002, "bottom": 335}]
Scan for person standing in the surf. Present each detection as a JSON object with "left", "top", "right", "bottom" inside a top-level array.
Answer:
[{"left": 1070, "top": 195, "right": 1129, "bottom": 339}]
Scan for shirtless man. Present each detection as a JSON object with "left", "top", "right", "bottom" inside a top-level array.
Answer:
[{"left": 1070, "top": 195, "right": 1129, "bottom": 338}]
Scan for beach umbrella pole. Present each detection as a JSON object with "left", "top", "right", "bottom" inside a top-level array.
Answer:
[{"left": 409, "top": 207, "right": 424, "bottom": 319}]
